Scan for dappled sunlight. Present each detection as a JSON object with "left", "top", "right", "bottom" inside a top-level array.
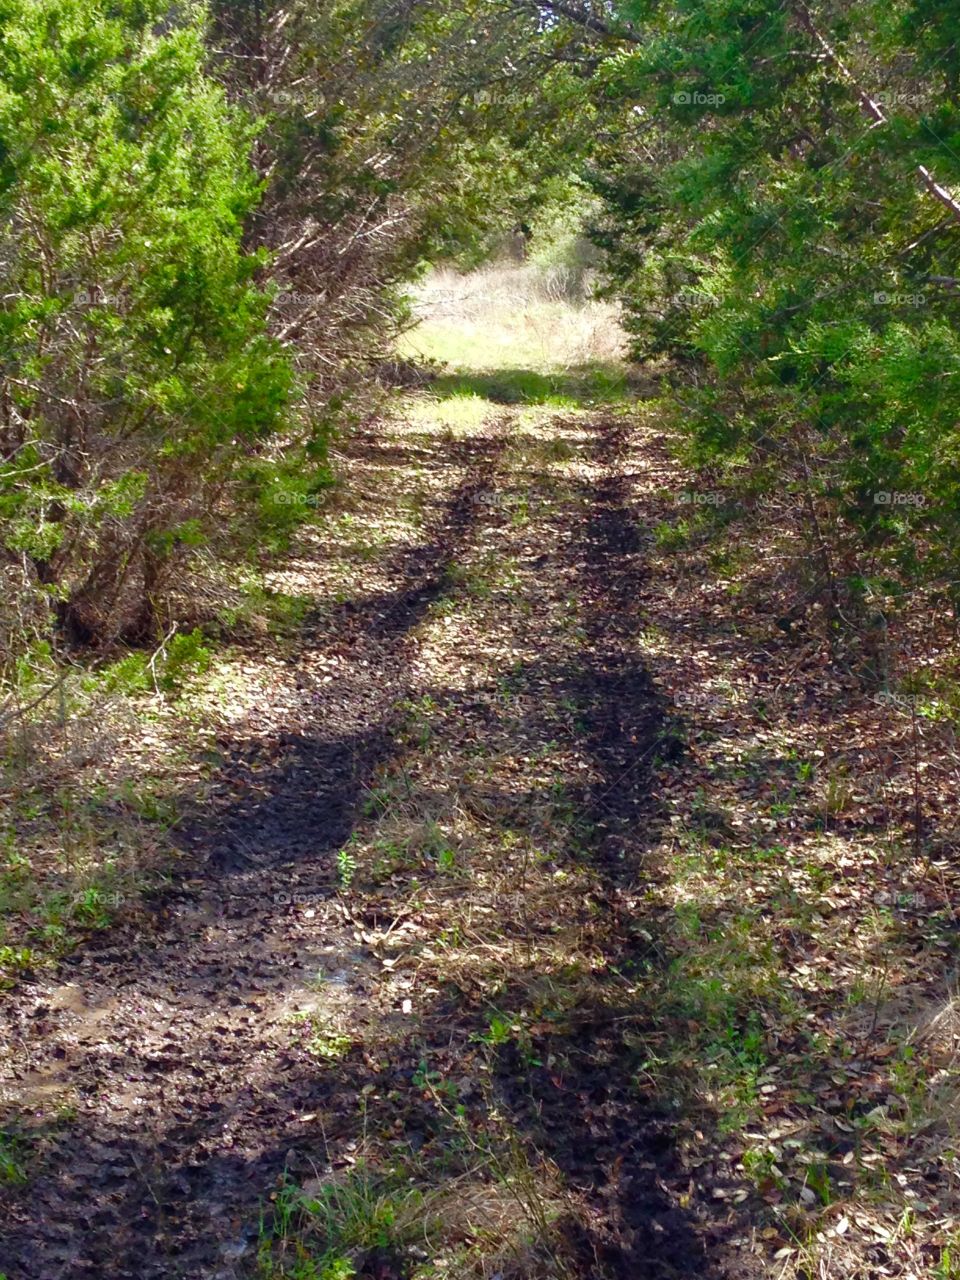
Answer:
[
  {"left": 624, "top": 447, "right": 960, "bottom": 1276},
  {"left": 399, "top": 390, "right": 498, "bottom": 434},
  {"left": 5, "top": 0, "right": 959, "bottom": 1276},
  {"left": 5, "top": 257, "right": 960, "bottom": 1280}
]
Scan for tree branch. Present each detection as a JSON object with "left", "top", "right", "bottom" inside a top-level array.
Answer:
[
  {"left": 514, "top": 0, "right": 644, "bottom": 45},
  {"left": 794, "top": 3, "right": 960, "bottom": 229}
]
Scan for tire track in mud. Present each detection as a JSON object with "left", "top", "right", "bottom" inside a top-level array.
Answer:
[
  {"left": 0, "top": 428, "right": 509, "bottom": 1280},
  {"left": 291, "top": 406, "right": 761, "bottom": 1280},
  {"left": 493, "top": 413, "right": 760, "bottom": 1280},
  {"left": 0, "top": 410, "right": 764, "bottom": 1280}
]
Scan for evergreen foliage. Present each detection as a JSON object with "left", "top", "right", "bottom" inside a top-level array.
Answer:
[
  {"left": 590, "top": 0, "right": 960, "bottom": 634},
  {"left": 0, "top": 0, "right": 290, "bottom": 647}
]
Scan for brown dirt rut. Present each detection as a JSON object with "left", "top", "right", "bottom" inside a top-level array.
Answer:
[{"left": 0, "top": 430, "right": 508, "bottom": 1280}]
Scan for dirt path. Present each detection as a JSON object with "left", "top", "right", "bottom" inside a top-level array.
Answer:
[{"left": 0, "top": 397, "right": 760, "bottom": 1279}]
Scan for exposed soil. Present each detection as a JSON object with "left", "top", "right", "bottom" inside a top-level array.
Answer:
[{"left": 0, "top": 402, "right": 768, "bottom": 1279}]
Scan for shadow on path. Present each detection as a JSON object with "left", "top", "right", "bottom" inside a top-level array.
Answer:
[
  {"left": 0, "top": 432, "right": 508, "bottom": 1279},
  {"left": 480, "top": 415, "right": 751, "bottom": 1279}
]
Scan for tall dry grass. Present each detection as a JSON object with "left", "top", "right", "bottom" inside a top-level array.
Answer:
[{"left": 400, "top": 262, "right": 625, "bottom": 372}]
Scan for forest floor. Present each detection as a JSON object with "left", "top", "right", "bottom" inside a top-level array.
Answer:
[{"left": 1, "top": 269, "right": 959, "bottom": 1280}]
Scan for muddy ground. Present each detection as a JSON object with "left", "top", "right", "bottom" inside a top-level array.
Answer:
[{"left": 0, "top": 397, "right": 783, "bottom": 1279}]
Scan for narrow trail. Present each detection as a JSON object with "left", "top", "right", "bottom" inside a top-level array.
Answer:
[{"left": 0, "top": 396, "right": 758, "bottom": 1279}]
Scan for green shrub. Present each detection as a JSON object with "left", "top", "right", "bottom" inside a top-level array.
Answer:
[
  {"left": 157, "top": 629, "right": 211, "bottom": 693},
  {"left": 0, "top": 0, "right": 291, "bottom": 654}
]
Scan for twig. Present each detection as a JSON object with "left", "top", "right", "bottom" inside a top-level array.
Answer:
[
  {"left": 147, "top": 624, "right": 178, "bottom": 694},
  {"left": 0, "top": 671, "right": 71, "bottom": 732},
  {"left": 794, "top": 3, "right": 960, "bottom": 228}
]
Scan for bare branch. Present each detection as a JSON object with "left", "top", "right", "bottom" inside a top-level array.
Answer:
[
  {"left": 512, "top": 0, "right": 644, "bottom": 44},
  {"left": 794, "top": 3, "right": 960, "bottom": 229}
]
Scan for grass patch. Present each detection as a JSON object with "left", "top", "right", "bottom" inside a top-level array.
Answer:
[
  {"left": 290, "top": 1011, "right": 353, "bottom": 1061},
  {"left": 403, "top": 389, "right": 497, "bottom": 433},
  {"left": 259, "top": 1166, "right": 432, "bottom": 1280},
  {"left": 0, "top": 1131, "right": 29, "bottom": 1186},
  {"left": 429, "top": 364, "right": 627, "bottom": 409}
]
